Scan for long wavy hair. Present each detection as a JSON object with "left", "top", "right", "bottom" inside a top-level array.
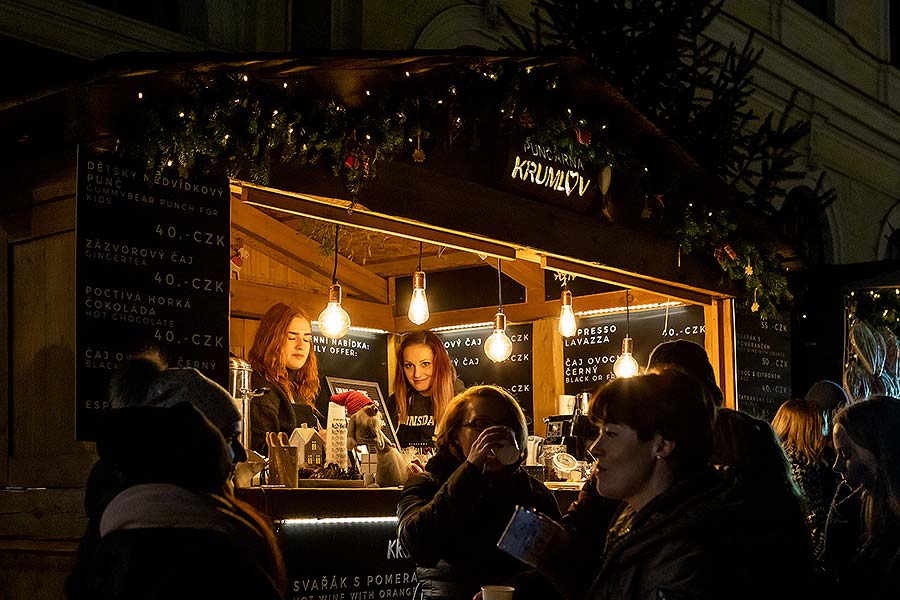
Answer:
[
  {"left": 772, "top": 398, "right": 827, "bottom": 463},
  {"left": 833, "top": 395, "right": 900, "bottom": 540},
  {"left": 392, "top": 330, "right": 457, "bottom": 425},
  {"left": 248, "top": 302, "right": 319, "bottom": 406}
]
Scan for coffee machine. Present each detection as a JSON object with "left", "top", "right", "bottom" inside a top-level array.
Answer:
[{"left": 543, "top": 392, "right": 598, "bottom": 462}]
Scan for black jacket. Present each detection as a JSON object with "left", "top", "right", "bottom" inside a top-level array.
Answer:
[
  {"left": 398, "top": 449, "right": 560, "bottom": 600},
  {"left": 586, "top": 468, "right": 819, "bottom": 600},
  {"left": 249, "top": 373, "right": 322, "bottom": 456},
  {"left": 67, "top": 404, "right": 285, "bottom": 600}
]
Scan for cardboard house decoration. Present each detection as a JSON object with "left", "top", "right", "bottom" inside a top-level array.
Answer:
[{"left": 290, "top": 424, "right": 326, "bottom": 467}]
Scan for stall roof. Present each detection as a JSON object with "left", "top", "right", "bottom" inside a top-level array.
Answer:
[{"left": 1, "top": 50, "right": 798, "bottom": 303}]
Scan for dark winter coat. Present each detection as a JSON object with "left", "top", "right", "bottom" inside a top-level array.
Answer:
[
  {"left": 839, "top": 519, "right": 900, "bottom": 599},
  {"left": 249, "top": 372, "right": 322, "bottom": 456},
  {"left": 88, "top": 483, "right": 284, "bottom": 600},
  {"left": 66, "top": 404, "right": 285, "bottom": 600},
  {"left": 586, "top": 467, "right": 819, "bottom": 600},
  {"left": 398, "top": 448, "right": 560, "bottom": 600}
]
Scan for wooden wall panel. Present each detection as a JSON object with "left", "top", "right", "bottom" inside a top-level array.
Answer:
[
  {"left": 229, "top": 316, "right": 260, "bottom": 359},
  {"left": 10, "top": 232, "right": 95, "bottom": 487},
  {"left": 532, "top": 317, "right": 563, "bottom": 438},
  {"left": 0, "top": 226, "right": 8, "bottom": 485}
]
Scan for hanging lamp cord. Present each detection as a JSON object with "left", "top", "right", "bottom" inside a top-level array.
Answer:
[
  {"left": 497, "top": 257, "right": 503, "bottom": 311},
  {"left": 625, "top": 290, "right": 631, "bottom": 336},
  {"left": 331, "top": 224, "right": 339, "bottom": 284},
  {"left": 417, "top": 241, "right": 423, "bottom": 272}
]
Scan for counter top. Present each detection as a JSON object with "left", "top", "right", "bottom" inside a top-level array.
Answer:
[{"left": 235, "top": 485, "right": 581, "bottom": 520}]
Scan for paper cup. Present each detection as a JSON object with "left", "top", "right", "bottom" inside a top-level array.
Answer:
[
  {"left": 497, "top": 506, "right": 566, "bottom": 567},
  {"left": 481, "top": 585, "right": 515, "bottom": 600},
  {"left": 556, "top": 395, "right": 576, "bottom": 415}
]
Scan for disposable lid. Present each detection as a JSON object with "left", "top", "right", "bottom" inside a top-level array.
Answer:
[{"left": 551, "top": 452, "right": 578, "bottom": 472}]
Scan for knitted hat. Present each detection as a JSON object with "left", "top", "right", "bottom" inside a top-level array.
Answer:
[
  {"left": 647, "top": 340, "right": 724, "bottom": 407},
  {"left": 804, "top": 380, "right": 849, "bottom": 411},
  {"left": 330, "top": 391, "right": 375, "bottom": 416},
  {"left": 145, "top": 368, "right": 241, "bottom": 433}
]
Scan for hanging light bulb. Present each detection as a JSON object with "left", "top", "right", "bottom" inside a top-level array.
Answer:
[
  {"left": 319, "top": 282, "right": 351, "bottom": 339},
  {"left": 558, "top": 285, "right": 577, "bottom": 338},
  {"left": 317, "top": 224, "right": 351, "bottom": 339},
  {"left": 612, "top": 290, "right": 639, "bottom": 378},
  {"left": 485, "top": 311, "right": 513, "bottom": 363},
  {"left": 407, "top": 242, "right": 430, "bottom": 325},
  {"left": 484, "top": 258, "right": 513, "bottom": 363},
  {"left": 613, "top": 336, "right": 640, "bottom": 378}
]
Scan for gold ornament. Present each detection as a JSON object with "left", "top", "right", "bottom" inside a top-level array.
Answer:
[
  {"left": 600, "top": 164, "right": 612, "bottom": 195},
  {"left": 750, "top": 288, "right": 759, "bottom": 313},
  {"left": 745, "top": 258, "right": 753, "bottom": 276},
  {"left": 412, "top": 131, "right": 425, "bottom": 163}
]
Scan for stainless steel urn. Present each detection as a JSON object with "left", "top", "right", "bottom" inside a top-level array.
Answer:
[{"left": 228, "top": 356, "right": 253, "bottom": 452}]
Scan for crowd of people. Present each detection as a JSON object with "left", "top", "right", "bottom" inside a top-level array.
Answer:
[
  {"left": 398, "top": 339, "right": 900, "bottom": 600},
  {"left": 66, "top": 325, "right": 900, "bottom": 600}
]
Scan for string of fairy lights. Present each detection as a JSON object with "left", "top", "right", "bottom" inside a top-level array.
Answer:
[{"left": 119, "top": 62, "right": 792, "bottom": 363}]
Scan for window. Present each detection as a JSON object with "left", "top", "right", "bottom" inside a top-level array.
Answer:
[{"left": 794, "top": 0, "right": 835, "bottom": 23}]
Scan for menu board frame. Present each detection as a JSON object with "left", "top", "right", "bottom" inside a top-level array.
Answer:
[
  {"left": 325, "top": 376, "right": 400, "bottom": 450},
  {"left": 735, "top": 305, "right": 792, "bottom": 422},
  {"left": 75, "top": 146, "right": 230, "bottom": 440}
]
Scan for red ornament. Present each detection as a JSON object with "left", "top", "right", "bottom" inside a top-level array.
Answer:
[{"left": 574, "top": 126, "right": 591, "bottom": 145}]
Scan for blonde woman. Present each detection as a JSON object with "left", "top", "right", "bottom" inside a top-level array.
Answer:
[{"left": 772, "top": 398, "right": 837, "bottom": 555}]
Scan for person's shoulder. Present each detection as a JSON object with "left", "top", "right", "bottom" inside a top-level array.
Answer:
[{"left": 400, "top": 470, "right": 441, "bottom": 495}]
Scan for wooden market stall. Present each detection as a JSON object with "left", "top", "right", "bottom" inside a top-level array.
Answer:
[{"left": 0, "top": 52, "right": 755, "bottom": 596}]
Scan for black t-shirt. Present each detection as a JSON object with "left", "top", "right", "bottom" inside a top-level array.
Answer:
[{"left": 387, "top": 379, "right": 465, "bottom": 449}]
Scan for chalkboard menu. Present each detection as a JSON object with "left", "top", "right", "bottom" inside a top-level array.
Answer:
[
  {"left": 75, "top": 147, "right": 230, "bottom": 440},
  {"left": 436, "top": 324, "right": 535, "bottom": 429},
  {"left": 562, "top": 305, "right": 706, "bottom": 396},
  {"left": 735, "top": 305, "right": 791, "bottom": 422},
  {"left": 312, "top": 327, "right": 389, "bottom": 417}
]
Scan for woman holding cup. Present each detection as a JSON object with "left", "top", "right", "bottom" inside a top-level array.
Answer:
[{"left": 397, "top": 385, "right": 559, "bottom": 600}]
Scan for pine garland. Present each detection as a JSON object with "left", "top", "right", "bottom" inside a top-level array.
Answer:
[
  {"left": 523, "top": 0, "right": 826, "bottom": 318},
  {"left": 115, "top": 52, "right": 797, "bottom": 317}
]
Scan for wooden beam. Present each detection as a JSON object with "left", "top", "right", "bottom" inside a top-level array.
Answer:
[
  {"left": 239, "top": 184, "right": 517, "bottom": 260},
  {"left": 392, "top": 288, "right": 674, "bottom": 330},
  {"left": 542, "top": 256, "right": 716, "bottom": 306},
  {"left": 231, "top": 195, "right": 388, "bottom": 303},
  {"left": 485, "top": 258, "right": 545, "bottom": 304},
  {"left": 230, "top": 279, "right": 395, "bottom": 331},
  {"left": 366, "top": 249, "right": 484, "bottom": 277}
]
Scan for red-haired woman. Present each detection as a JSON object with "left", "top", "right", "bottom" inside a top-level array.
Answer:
[
  {"left": 387, "top": 330, "right": 464, "bottom": 450},
  {"left": 248, "top": 302, "right": 321, "bottom": 456}
]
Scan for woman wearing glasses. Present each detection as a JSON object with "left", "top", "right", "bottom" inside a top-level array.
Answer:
[{"left": 397, "top": 385, "right": 559, "bottom": 600}]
